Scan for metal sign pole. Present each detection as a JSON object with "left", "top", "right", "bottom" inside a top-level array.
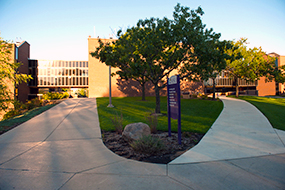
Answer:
[
  {"left": 107, "top": 65, "right": 114, "bottom": 108},
  {"left": 167, "top": 77, "right": 171, "bottom": 137},
  {"left": 177, "top": 75, "right": 181, "bottom": 145}
]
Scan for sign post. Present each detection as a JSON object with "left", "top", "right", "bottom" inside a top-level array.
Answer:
[{"left": 167, "top": 75, "right": 181, "bottom": 144}]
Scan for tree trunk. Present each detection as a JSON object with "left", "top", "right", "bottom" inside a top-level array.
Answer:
[
  {"left": 212, "top": 77, "right": 216, "bottom": 100},
  {"left": 236, "top": 83, "right": 239, "bottom": 97},
  {"left": 155, "top": 85, "right": 161, "bottom": 113}
]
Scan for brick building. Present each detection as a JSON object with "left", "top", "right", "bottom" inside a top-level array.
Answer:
[
  {"left": 88, "top": 37, "right": 284, "bottom": 97},
  {"left": 6, "top": 39, "right": 285, "bottom": 103}
]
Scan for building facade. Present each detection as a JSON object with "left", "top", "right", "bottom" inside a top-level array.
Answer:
[
  {"left": 7, "top": 39, "right": 285, "bottom": 103},
  {"left": 88, "top": 37, "right": 284, "bottom": 98}
]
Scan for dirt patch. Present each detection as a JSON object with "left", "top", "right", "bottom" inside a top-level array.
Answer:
[{"left": 102, "top": 131, "right": 204, "bottom": 164}]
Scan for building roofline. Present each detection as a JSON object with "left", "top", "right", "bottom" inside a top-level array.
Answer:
[{"left": 16, "top": 41, "right": 30, "bottom": 48}]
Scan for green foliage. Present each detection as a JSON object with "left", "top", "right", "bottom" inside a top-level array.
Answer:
[
  {"left": 130, "top": 135, "right": 165, "bottom": 155},
  {"left": 226, "top": 38, "right": 279, "bottom": 97},
  {"left": 3, "top": 109, "right": 21, "bottom": 120},
  {"left": 42, "top": 92, "right": 69, "bottom": 100},
  {"left": 25, "top": 99, "right": 43, "bottom": 110},
  {"left": 110, "top": 110, "right": 123, "bottom": 134},
  {"left": 96, "top": 96, "right": 223, "bottom": 134},
  {"left": 0, "top": 37, "right": 32, "bottom": 111},
  {"left": 91, "top": 3, "right": 214, "bottom": 113},
  {"left": 2, "top": 98, "right": 45, "bottom": 120},
  {"left": 0, "top": 104, "right": 56, "bottom": 133},
  {"left": 77, "top": 88, "right": 88, "bottom": 97},
  {"left": 179, "top": 37, "right": 235, "bottom": 100}
]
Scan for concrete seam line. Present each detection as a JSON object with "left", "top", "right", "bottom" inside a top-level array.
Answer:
[
  {"left": 57, "top": 173, "right": 76, "bottom": 190},
  {"left": 75, "top": 160, "right": 126, "bottom": 174},
  {"left": 43, "top": 99, "right": 81, "bottom": 142},
  {"left": 166, "top": 175, "right": 195, "bottom": 190},
  {"left": 226, "top": 159, "right": 284, "bottom": 189},
  {"left": 274, "top": 129, "right": 285, "bottom": 147},
  {"left": 0, "top": 142, "right": 42, "bottom": 166}
]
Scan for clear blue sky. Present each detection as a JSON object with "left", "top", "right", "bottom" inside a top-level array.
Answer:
[{"left": 1, "top": 0, "right": 284, "bottom": 60}]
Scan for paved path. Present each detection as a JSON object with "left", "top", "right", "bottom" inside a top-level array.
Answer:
[{"left": 0, "top": 97, "right": 284, "bottom": 190}]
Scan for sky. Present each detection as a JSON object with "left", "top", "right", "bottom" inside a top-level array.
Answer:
[{"left": 1, "top": 0, "right": 284, "bottom": 61}]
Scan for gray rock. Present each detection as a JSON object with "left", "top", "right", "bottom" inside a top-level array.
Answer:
[{"left": 122, "top": 122, "right": 151, "bottom": 141}]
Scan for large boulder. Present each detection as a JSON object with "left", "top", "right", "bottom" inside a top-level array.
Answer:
[{"left": 122, "top": 122, "right": 151, "bottom": 141}]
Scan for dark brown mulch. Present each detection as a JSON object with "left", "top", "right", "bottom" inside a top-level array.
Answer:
[{"left": 101, "top": 130, "right": 204, "bottom": 164}]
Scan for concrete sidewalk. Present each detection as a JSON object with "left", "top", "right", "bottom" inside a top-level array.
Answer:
[{"left": 0, "top": 97, "right": 284, "bottom": 190}]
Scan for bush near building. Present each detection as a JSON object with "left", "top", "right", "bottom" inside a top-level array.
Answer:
[{"left": 42, "top": 92, "right": 69, "bottom": 100}]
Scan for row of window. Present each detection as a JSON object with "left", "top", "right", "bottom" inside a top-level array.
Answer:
[
  {"left": 38, "top": 68, "right": 88, "bottom": 77},
  {"left": 38, "top": 77, "right": 88, "bottom": 86},
  {"left": 38, "top": 60, "right": 88, "bottom": 68}
]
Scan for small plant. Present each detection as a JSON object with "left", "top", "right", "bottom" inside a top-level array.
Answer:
[
  {"left": 3, "top": 109, "right": 21, "bottom": 120},
  {"left": 145, "top": 111, "right": 158, "bottom": 134},
  {"left": 26, "top": 98, "right": 43, "bottom": 110},
  {"left": 111, "top": 110, "right": 123, "bottom": 134},
  {"left": 130, "top": 135, "right": 165, "bottom": 155},
  {"left": 200, "top": 94, "right": 208, "bottom": 100},
  {"left": 182, "top": 131, "right": 192, "bottom": 138},
  {"left": 42, "top": 92, "right": 69, "bottom": 100}
]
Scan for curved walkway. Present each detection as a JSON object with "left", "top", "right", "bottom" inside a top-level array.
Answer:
[{"left": 0, "top": 97, "right": 284, "bottom": 189}]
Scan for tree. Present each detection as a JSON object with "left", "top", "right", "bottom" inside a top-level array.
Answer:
[
  {"left": 179, "top": 36, "right": 234, "bottom": 100},
  {"left": 226, "top": 38, "right": 278, "bottom": 97},
  {"left": 0, "top": 37, "right": 32, "bottom": 111},
  {"left": 91, "top": 30, "right": 149, "bottom": 101},
  {"left": 92, "top": 4, "right": 208, "bottom": 113}
]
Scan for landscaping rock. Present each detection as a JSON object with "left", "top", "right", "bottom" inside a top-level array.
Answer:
[{"left": 122, "top": 122, "right": 151, "bottom": 141}]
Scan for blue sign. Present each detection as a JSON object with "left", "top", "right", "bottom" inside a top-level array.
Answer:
[
  {"left": 168, "top": 76, "right": 179, "bottom": 119},
  {"left": 167, "top": 75, "right": 181, "bottom": 144}
]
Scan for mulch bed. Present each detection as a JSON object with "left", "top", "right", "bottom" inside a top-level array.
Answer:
[{"left": 102, "top": 130, "right": 204, "bottom": 164}]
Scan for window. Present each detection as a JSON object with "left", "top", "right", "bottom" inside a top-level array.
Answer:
[{"left": 83, "top": 62, "right": 85, "bottom": 67}]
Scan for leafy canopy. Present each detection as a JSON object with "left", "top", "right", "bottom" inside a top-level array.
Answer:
[
  {"left": 0, "top": 37, "right": 32, "bottom": 111},
  {"left": 91, "top": 3, "right": 209, "bottom": 113}
]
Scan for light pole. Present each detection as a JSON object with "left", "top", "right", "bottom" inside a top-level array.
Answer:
[{"left": 107, "top": 65, "right": 114, "bottom": 108}]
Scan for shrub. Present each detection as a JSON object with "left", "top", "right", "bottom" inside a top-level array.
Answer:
[
  {"left": 130, "top": 135, "right": 165, "bottom": 155},
  {"left": 3, "top": 109, "right": 21, "bottom": 120},
  {"left": 26, "top": 99, "right": 43, "bottom": 110},
  {"left": 77, "top": 88, "right": 88, "bottom": 97},
  {"left": 145, "top": 111, "right": 158, "bottom": 134},
  {"left": 111, "top": 110, "right": 123, "bottom": 134},
  {"left": 42, "top": 92, "right": 69, "bottom": 100},
  {"left": 199, "top": 94, "right": 208, "bottom": 100}
]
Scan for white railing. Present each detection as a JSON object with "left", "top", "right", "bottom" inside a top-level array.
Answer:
[{"left": 204, "top": 78, "right": 257, "bottom": 87}]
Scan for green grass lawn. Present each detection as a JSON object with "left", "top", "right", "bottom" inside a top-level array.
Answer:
[
  {"left": 233, "top": 96, "right": 285, "bottom": 131},
  {"left": 97, "top": 96, "right": 223, "bottom": 134},
  {"left": 0, "top": 104, "right": 56, "bottom": 133}
]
